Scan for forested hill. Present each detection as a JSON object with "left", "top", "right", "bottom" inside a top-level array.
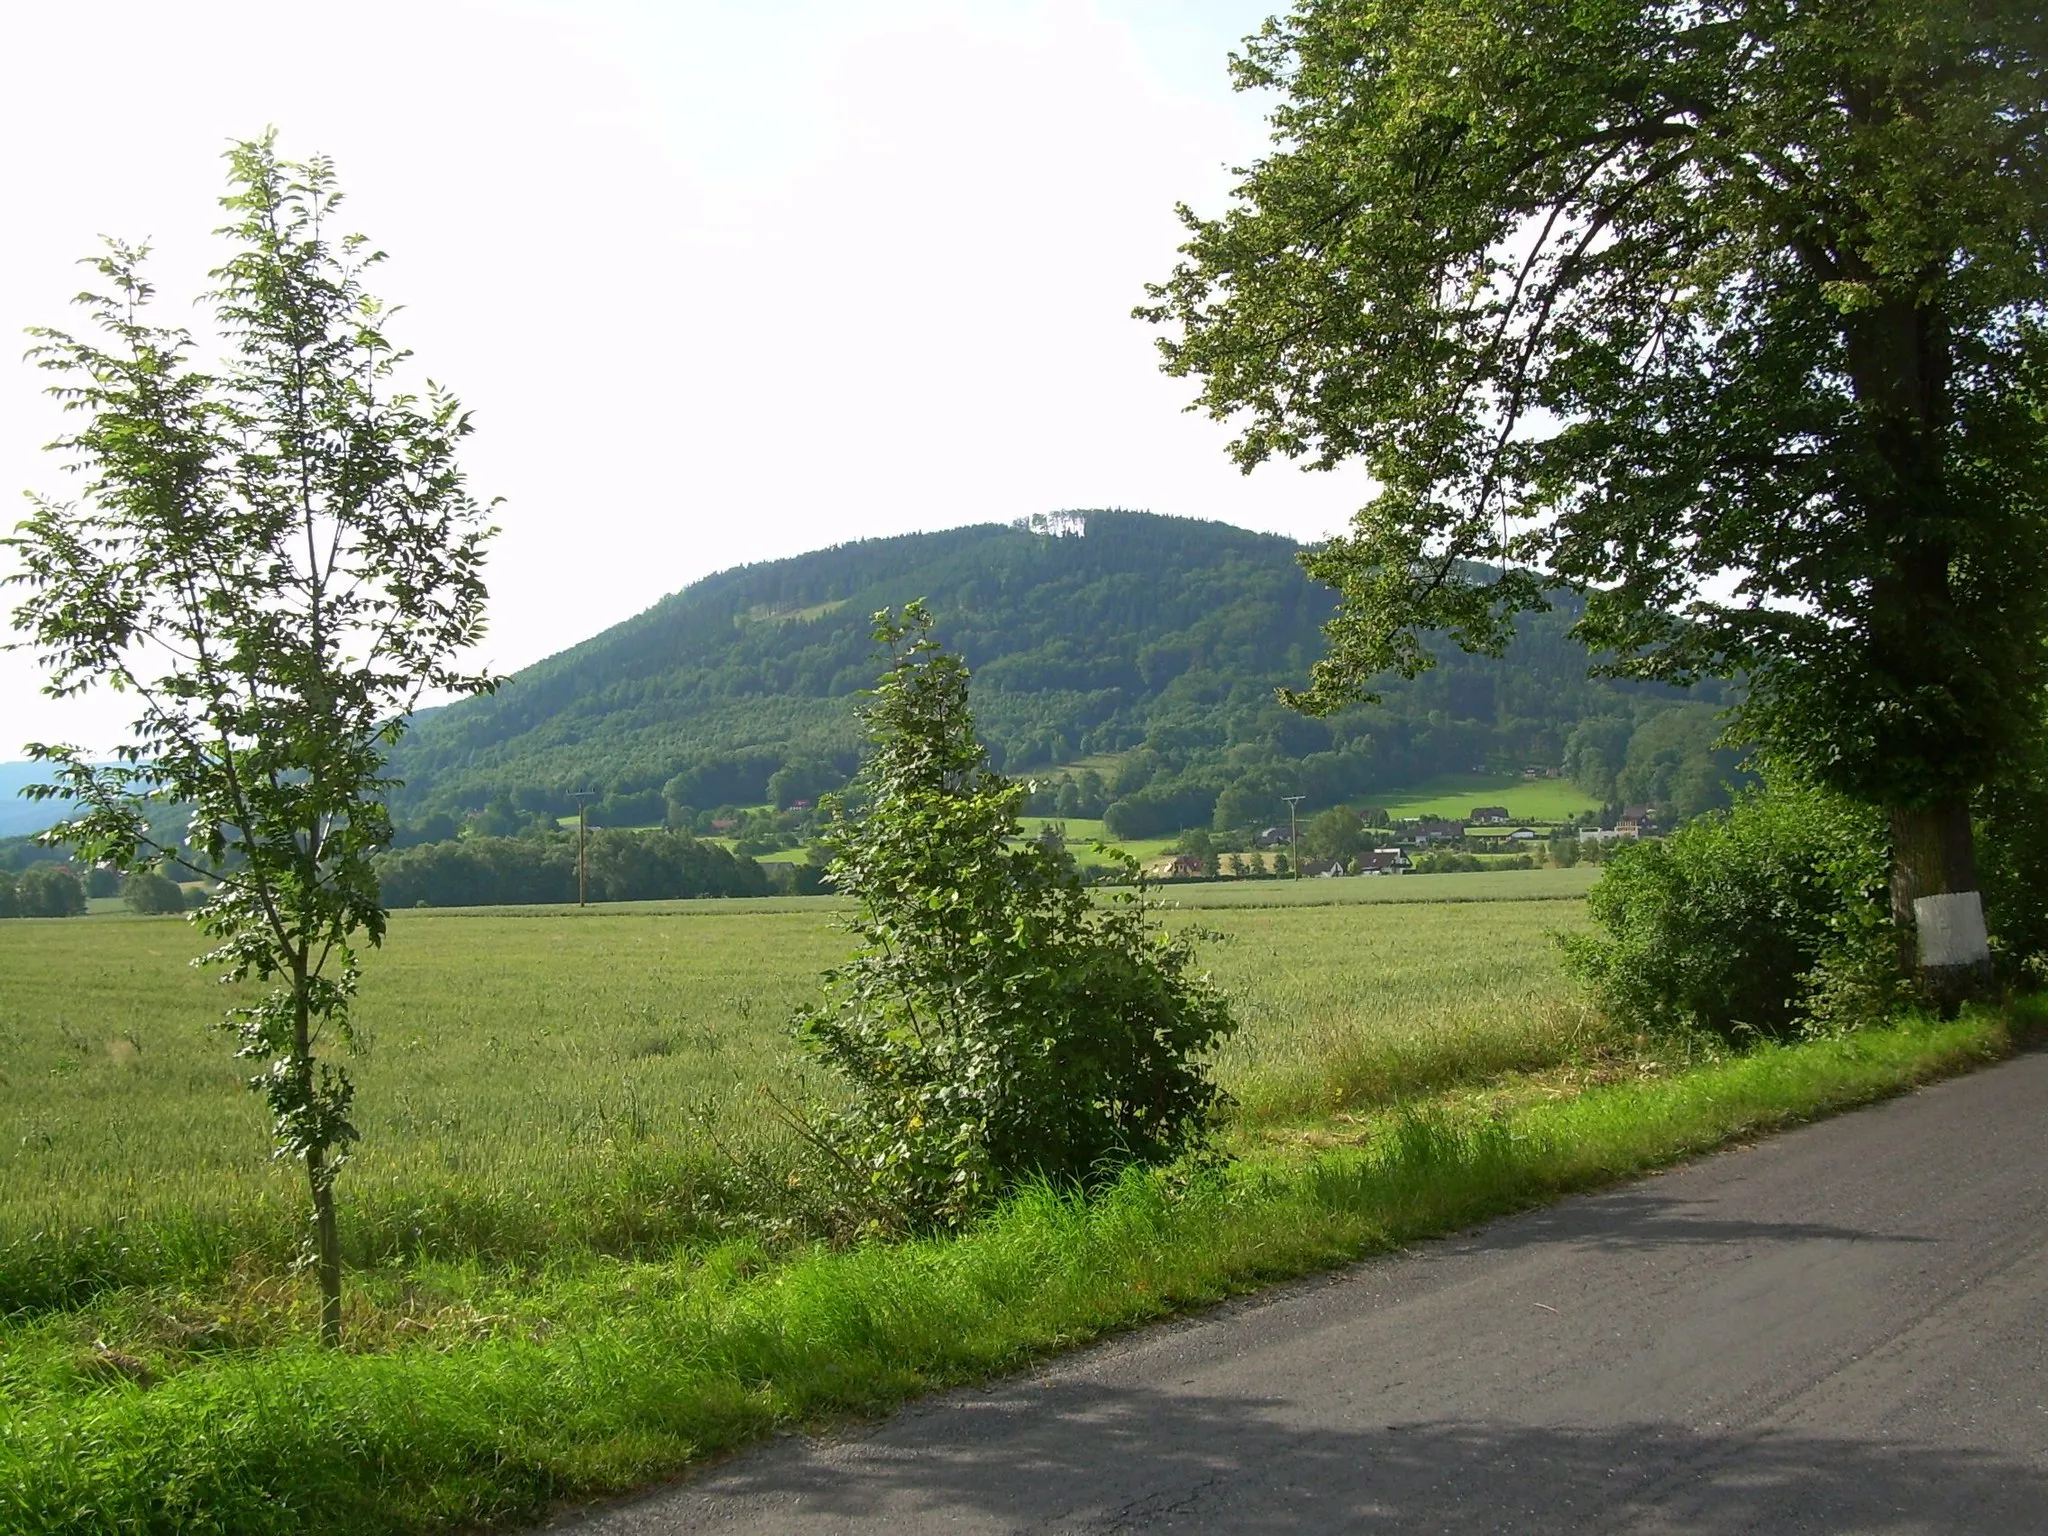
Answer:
[{"left": 387, "top": 510, "right": 1738, "bottom": 836}]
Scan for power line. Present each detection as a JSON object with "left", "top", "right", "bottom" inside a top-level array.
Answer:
[{"left": 1282, "top": 795, "right": 1306, "bottom": 880}]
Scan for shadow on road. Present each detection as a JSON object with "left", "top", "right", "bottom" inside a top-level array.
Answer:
[
  {"left": 677, "top": 1380, "right": 2038, "bottom": 1532},
  {"left": 1473, "top": 1184, "right": 1938, "bottom": 1255}
]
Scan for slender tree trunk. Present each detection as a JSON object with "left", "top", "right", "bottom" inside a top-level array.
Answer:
[
  {"left": 1888, "top": 800, "right": 1992, "bottom": 1009},
  {"left": 308, "top": 1146, "right": 343, "bottom": 1347},
  {"left": 292, "top": 959, "right": 344, "bottom": 1347}
]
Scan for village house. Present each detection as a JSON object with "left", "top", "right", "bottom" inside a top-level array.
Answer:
[
  {"left": 1357, "top": 848, "right": 1412, "bottom": 875},
  {"left": 1411, "top": 817, "right": 1465, "bottom": 843},
  {"left": 1470, "top": 806, "right": 1512, "bottom": 825}
]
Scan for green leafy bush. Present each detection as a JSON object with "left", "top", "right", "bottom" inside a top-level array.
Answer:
[
  {"left": 798, "top": 604, "right": 1237, "bottom": 1229},
  {"left": 1978, "top": 769, "right": 2048, "bottom": 985},
  {"left": 1562, "top": 781, "right": 1892, "bottom": 1040}
]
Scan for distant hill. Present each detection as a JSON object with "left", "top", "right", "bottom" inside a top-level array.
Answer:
[
  {"left": 0, "top": 763, "right": 76, "bottom": 840},
  {"left": 388, "top": 510, "right": 1741, "bottom": 836}
]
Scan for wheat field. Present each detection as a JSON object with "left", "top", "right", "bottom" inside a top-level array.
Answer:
[{"left": 0, "top": 876, "right": 1596, "bottom": 1302}]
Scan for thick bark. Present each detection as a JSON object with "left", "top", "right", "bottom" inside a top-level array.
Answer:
[
  {"left": 1889, "top": 800, "right": 1991, "bottom": 1006},
  {"left": 1888, "top": 801, "right": 1977, "bottom": 927},
  {"left": 1844, "top": 271, "right": 1992, "bottom": 1006}
]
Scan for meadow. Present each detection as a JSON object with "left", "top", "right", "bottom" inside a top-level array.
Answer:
[
  {"left": 2, "top": 869, "right": 2027, "bottom": 1535},
  {"left": 1371, "top": 774, "right": 1603, "bottom": 822},
  {"left": 0, "top": 873, "right": 1600, "bottom": 1308}
]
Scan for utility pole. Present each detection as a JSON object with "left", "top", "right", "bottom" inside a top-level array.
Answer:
[
  {"left": 1282, "top": 796, "right": 1305, "bottom": 880},
  {"left": 571, "top": 791, "right": 598, "bottom": 907}
]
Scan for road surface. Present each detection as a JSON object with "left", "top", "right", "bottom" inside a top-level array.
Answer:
[{"left": 549, "top": 1050, "right": 2048, "bottom": 1533}]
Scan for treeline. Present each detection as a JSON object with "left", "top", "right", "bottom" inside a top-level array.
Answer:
[
  {"left": 374, "top": 829, "right": 784, "bottom": 908},
  {"left": 1020, "top": 696, "right": 1744, "bottom": 841},
  {"left": 0, "top": 830, "right": 802, "bottom": 914},
  {"left": 0, "top": 864, "right": 89, "bottom": 918}
]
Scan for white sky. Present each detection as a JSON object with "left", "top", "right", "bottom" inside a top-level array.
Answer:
[{"left": 0, "top": 0, "right": 1367, "bottom": 755}]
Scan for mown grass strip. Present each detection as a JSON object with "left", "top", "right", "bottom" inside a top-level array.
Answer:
[{"left": 0, "top": 1006, "right": 2028, "bottom": 1536}]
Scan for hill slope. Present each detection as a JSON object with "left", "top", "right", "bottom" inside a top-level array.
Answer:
[
  {"left": 389, "top": 510, "right": 1734, "bottom": 833},
  {"left": 0, "top": 763, "right": 86, "bottom": 841}
]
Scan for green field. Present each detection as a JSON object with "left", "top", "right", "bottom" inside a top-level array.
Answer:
[
  {"left": 1373, "top": 774, "right": 1603, "bottom": 823},
  {"left": 3, "top": 873, "right": 2028, "bottom": 1533},
  {"left": 0, "top": 877, "right": 1597, "bottom": 1304},
  {"left": 1014, "top": 816, "right": 1178, "bottom": 868},
  {"left": 1155, "top": 866, "right": 1597, "bottom": 906}
]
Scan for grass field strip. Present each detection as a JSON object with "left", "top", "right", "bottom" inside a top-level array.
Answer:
[
  {"left": 0, "top": 877, "right": 1599, "bottom": 1304},
  {"left": 0, "top": 880, "right": 2031, "bottom": 1532}
]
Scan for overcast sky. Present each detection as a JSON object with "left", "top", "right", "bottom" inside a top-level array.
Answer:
[{"left": 0, "top": 0, "right": 1366, "bottom": 755}]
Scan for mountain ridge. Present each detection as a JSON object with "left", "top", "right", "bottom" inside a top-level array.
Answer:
[{"left": 386, "top": 510, "right": 1737, "bottom": 837}]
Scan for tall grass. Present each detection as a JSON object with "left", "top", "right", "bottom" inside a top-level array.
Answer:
[
  {"left": 0, "top": 889, "right": 1596, "bottom": 1305},
  {"left": 0, "top": 1007, "right": 2020, "bottom": 1536}
]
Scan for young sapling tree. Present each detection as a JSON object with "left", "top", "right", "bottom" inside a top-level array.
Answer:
[
  {"left": 5, "top": 135, "right": 495, "bottom": 1344},
  {"left": 798, "top": 604, "right": 1236, "bottom": 1229}
]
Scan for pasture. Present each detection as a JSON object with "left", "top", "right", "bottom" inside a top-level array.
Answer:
[
  {"left": 1373, "top": 774, "right": 1602, "bottom": 823},
  {"left": 0, "top": 875, "right": 1597, "bottom": 1308}
]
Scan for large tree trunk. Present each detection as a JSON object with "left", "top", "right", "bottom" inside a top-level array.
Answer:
[{"left": 1889, "top": 800, "right": 1992, "bottom": 1009}]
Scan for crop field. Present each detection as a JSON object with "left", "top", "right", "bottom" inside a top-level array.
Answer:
[
  {"left": 0, "top": 874, "right": 1598, "bottom": 1310},
  {"left": 1154, "top": 867, "right": 1597, "bottom": 906},
  {"left": 1014, "top": 817, "right": 1177, "bottom": 867},
  {"left": 4, "top": 870, "right": 2020, "bottom": 1535}
]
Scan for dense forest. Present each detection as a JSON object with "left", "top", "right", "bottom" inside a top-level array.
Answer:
[{"left": 384, "top": 510, "right": 1739, "bottom": 841}]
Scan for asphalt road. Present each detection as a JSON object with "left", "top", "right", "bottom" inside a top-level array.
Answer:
[{"left": 550, "top": 1051, "right": 2048, "bottom": 1534}]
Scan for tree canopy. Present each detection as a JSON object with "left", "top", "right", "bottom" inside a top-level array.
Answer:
[
  {"left": 1144, "top": 0, "right": 2048, "bottom": 976},
  {"left": 797, "top": 605, "right": 1235, "bottom": 1228}
]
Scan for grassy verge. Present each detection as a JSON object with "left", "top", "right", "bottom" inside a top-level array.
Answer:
[{"left": 3, "top": 1002, "right": 2033, "bottom": 1536}]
